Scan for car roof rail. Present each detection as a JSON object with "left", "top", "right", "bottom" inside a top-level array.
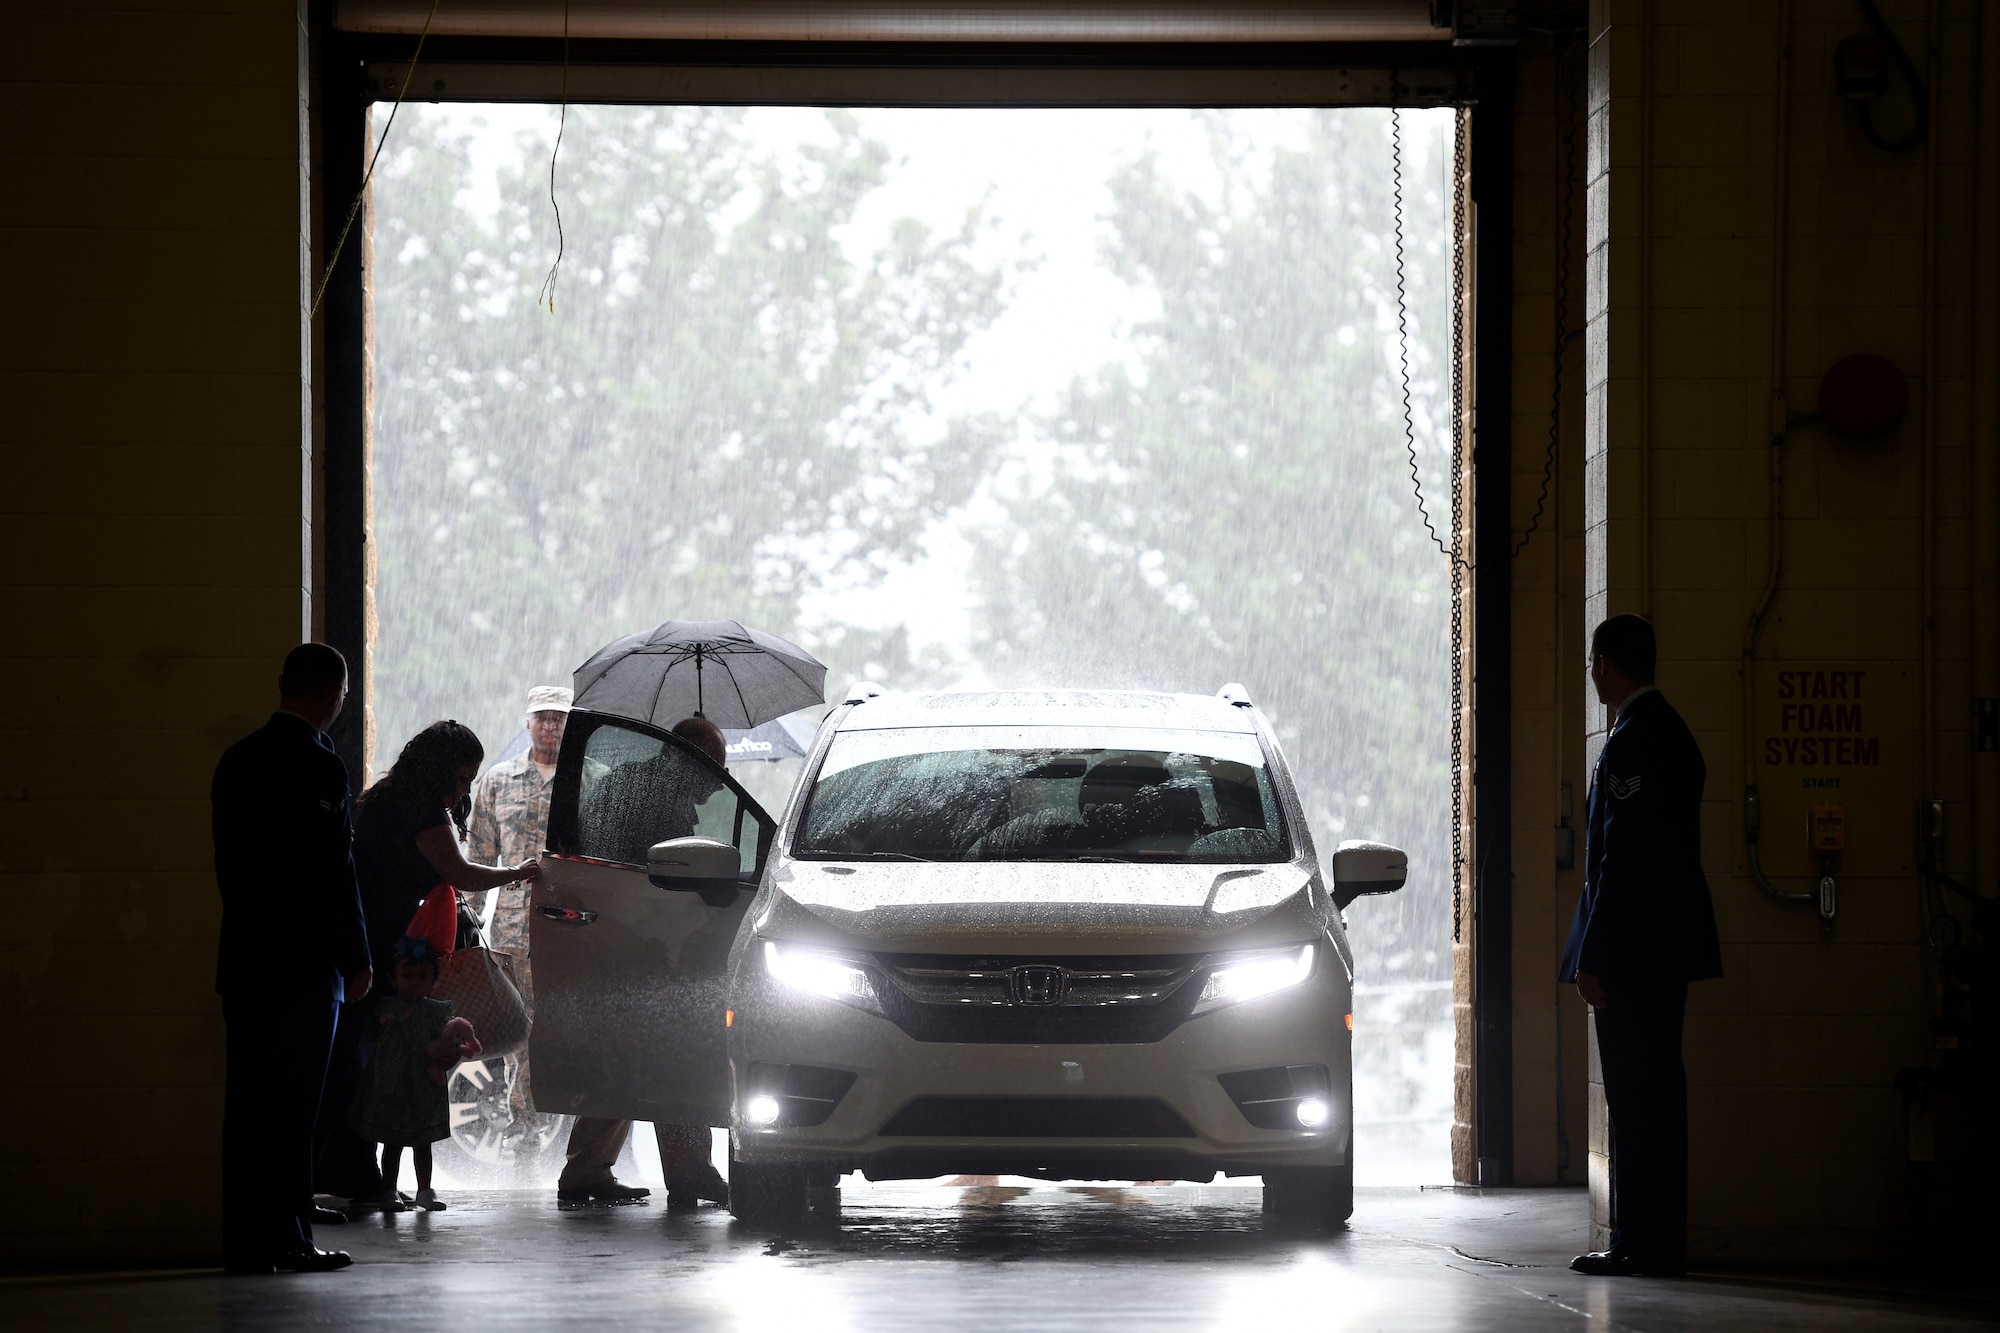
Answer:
[
  {"left": 1217, "top": 682, "right": 1254, "bottom": 707},
  {"left": 845, "top": 681, "right": 886, "bottom": 704}
]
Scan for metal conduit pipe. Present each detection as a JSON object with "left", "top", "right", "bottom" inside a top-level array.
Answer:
[
  {"left": 1742, "top": 0, "right": 1817, "bottom": 913},
  {"left": 1919, "top": 0, "right": 1940, "bottom": 842},
  {"left": 1637, "top": 0, "right": 1654, "bottom": 619},
  {"left": 1972, "top": 1, "right": 2000, "bottom": 904}
]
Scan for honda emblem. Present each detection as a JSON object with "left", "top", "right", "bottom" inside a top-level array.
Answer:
[{"left": 1011, "top": 965, "right": 1067, "bottom": 1006}]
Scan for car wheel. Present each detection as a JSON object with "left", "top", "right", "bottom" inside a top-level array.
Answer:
[
  {"left": 729, "top": 1159, "right": 813, "bottom": 1228},
  {"left": 1262, "top": 1164, "right": 1354, "bottom": 1232},
  {"left": 434, "top": 1058, "right": 569, "bottom": 1184},
  {"left": 442, "top": 1058, "right": 514, "bottom": 1165}
]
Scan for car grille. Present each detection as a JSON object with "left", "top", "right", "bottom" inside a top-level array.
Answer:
[
  {"left": 878, "top": 1096, "right": 1196, "bottom": 1138},
  {"left": 869, "top": 952, "right": 1205, "bottom": 1044}
]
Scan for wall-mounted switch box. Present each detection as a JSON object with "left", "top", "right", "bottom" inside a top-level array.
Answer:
[{"left": 1974, "top": 698, "right": 1998, "bottom": 752}]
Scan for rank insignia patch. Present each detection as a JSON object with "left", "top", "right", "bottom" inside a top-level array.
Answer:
[{"left": 1605, "top": 773, "right": 1642, "bottom": 800}]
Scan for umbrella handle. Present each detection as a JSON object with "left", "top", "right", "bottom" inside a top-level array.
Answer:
[{"left": 694, "top": 644, "right": 704, "bottom": 718}]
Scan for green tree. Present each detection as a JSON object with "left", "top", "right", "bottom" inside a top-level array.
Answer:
[
  {"left": 371, "top": 107, "right": 1010, "bottom": 760},
  {"left": 971, "top": 111, "right": 1454, "bottom": 977}
]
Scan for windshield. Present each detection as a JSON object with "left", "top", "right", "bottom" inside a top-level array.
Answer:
[{"left": 792, "top": 725, "right": 1291, "bottom": 863}]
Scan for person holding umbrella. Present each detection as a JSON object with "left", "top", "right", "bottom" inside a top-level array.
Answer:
[
  {"left": 556, "top": 716, "right": 734, "bottom": 1210},
  {"left": 554, "top": 620, "right": 826, "bottom": 1209}
]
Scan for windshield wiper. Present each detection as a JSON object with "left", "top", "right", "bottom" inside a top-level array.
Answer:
[{"left": 819, "top": 850, "right": 936, "bottom": 862}]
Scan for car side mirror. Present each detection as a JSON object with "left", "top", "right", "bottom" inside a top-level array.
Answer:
[
  {"left": 648, "top": 837, "right": 740, "bottom": 903},
  {"left": 1330, "top": 839, "right": 1408, "bottom": 910}
]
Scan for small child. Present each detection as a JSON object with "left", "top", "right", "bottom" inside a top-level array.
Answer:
[{"left": 350, "top": 936, "right": 481, "bottom": 1211}]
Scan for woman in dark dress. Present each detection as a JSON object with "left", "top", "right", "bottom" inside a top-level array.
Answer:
[{"left": 316, "top": 721, "right": 541, "bottom": 1212}]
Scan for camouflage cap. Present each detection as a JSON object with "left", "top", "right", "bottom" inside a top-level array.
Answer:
[{"left": 525, "top": 684, "right": 573, "bottom": 716}]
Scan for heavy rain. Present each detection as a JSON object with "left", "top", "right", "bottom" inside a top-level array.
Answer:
[{"left": 371, "top": 105, "right": 1458, "bottom": 1187}]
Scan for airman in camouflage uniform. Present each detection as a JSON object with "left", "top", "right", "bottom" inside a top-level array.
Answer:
[{"left": 465, "top": 684, "right": 574, "bottom": 1153}]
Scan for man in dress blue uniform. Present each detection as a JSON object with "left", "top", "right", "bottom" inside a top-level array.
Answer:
[
  {"left": 211, "top": 643, "right": 374, "bottom": 1273},
  {"left": 1560, "top": 615, "right": 1723, "bottom": 1277}
]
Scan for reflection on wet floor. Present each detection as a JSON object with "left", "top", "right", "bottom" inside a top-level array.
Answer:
[
  {"left": 790, "top": 1182, "right": 1274, "bottom": 1260},
  {"left": 7, "top": 1186, "right": 1996, "bottom": 1332}
]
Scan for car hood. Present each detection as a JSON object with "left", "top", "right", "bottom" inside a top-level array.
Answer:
[{"left": 753, "top": 858, "right": 1328, "bottom": 955}]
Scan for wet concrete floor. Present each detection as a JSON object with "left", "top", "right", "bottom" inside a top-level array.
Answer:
[{"left": 7, "top": 1184, "right": 1995, "bottom": 1330}]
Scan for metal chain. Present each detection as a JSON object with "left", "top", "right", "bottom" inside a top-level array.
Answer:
[
  {"left": 1449, "top": 108, "right": 1470, "bottom": 945},
  {"left": 1389, "top": 104, "right": 1472, "bottom": 943},
  {"left": 1388, "top": 105, "right": 1476, "bottom": 944}
]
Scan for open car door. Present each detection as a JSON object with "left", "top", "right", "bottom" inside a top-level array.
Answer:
[{"left": 529, "top": 710, "right": 775, "bottom": 1125}]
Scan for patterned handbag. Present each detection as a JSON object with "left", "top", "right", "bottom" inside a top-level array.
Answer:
[{"left": 434, "top": 945, "right": 530, "bottom": 1058}]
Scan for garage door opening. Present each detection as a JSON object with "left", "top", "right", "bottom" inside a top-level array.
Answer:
[{"left": 366, "top": 102, "right": 1462, "bottom": 1192}]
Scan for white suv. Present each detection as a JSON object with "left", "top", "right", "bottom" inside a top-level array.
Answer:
[{"left": 529, "top": 686, "right": 1404, "bottom": 1231}]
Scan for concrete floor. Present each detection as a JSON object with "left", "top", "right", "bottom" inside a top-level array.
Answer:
[{"left": 7, "top": 1184, "right": 1994, "bottom": 1331}]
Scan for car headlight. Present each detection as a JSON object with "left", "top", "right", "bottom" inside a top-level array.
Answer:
[
  {"left": 1194, "top": 943, "right": 1316, "bottom": 1014},
  {"left": 762, "top": 940, "right": 877, "bottom": 1008}
]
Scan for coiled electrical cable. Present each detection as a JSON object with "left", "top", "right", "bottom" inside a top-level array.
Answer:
[
  {"left": 1854, "top": 0, "right": 1929, "bottom": 153},
  {"left": 1392, "top": 108, "right": 1458, "bottom": 565}
]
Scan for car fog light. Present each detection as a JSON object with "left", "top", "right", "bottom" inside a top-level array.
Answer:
[
  {"left": 744, "top": 1094, "right": 782, "bottom": 1126},
  {"left": 1295, "top": 1097, "right": 1330, "bottom": 1128}
]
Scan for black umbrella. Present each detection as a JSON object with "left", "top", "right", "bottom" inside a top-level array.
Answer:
[
  {"left": 722, "top": 711, "right": 819, "bottom": 763},
  {"left": 571, "top": 620, "right": 827, "bottom": 730}
]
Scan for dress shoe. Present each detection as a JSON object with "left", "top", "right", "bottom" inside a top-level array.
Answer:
[
  {"left": 556, "top": 1179, "right": 651, "bottom": 1206},
  {"left": 271, "top": 1246, "right": 353, "bottom": 1273},
  {"left": 666, "top": 1165, "right": 730, "bottom": 1209},
  {"left": 1570, "top": 1249, "right": 1640, "bottom": 1276},
  {"left": 1570, "top": 1248, "right": 1684, "bottom": 1277},
  {"left": 309, "top": 1205, "right": 349, "bottom": 1225}
]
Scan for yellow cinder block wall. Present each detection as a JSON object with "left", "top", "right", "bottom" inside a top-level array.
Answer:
[
  {"left": 1572, "top": 0, "right": 1989, "bottom": 1260},
  {"left": 0, "top": 0, "right": 308, "bottom": 1263}
]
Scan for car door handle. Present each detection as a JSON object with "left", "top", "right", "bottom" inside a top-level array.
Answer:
[{"left": 538, "top": 905, "right": 598, "bottom": 925}]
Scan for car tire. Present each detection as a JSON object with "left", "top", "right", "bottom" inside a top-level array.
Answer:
[
  {"left": 1262, "top": 1164, "right": 1354, "bottom": 1233},
  {"left": 729, "top": 1159, "right": 810, "bottom": 1229}
]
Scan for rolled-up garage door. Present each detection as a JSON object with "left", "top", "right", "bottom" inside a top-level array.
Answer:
[{"left": 334, "top": 0, "right": 1453, "bottom": 43}]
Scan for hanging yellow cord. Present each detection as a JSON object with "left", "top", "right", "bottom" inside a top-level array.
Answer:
[
  {"left": 538, "top": 0, "right": 571, "bottom": 313},
  {"left": 308, "top": 0, "right": 443, "bottom": 321}
]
